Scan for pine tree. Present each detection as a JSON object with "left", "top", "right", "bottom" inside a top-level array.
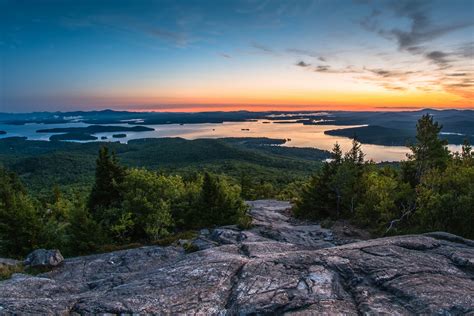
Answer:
[
  {"left": 0, "top": 168, "right": 43, "bottom": 257},
  {"left": 197, "top": 172, "right": 246, "bottom": 227},
  {"left": 88, "top": 147, "right": 126, "bottom": 219},
  {"left": 403, "top": 114, "right": 450, "bottom": 184}
]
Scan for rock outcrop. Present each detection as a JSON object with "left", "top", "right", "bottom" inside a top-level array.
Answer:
[
  {"left": 0, "top": 200, "right": 473, "bottom": 314},
  {"left": 24, "top": 249, "right": 64, "bottom": 268}
]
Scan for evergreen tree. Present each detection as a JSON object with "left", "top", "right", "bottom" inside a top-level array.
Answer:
[
  {"left": 66, "top": 202, "right": 106, "bottom": 256},
  {"left": 196, "top": 172, "right": 247, "bottom": 227},
  {"left": 403, "top": 114, "right": 450, "bottom": 184},
  {"left": 88, "top": 146, "right": 126, "bottom": 219},
  {"left": 0, "top": 168, "right": 43, "bottom": 257}
]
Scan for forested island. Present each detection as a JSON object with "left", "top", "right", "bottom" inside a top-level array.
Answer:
[{"left": 325, "top": 125, "right": 474, "bottom": 145}]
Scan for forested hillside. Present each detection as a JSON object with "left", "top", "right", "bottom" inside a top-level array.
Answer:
[{"left": 0, "top": 137, "right": 328, "bottom": 196}]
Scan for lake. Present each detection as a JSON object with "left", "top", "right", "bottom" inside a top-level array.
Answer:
[{"left": 0, "top": 120, "right": 463, "bottom": 162}]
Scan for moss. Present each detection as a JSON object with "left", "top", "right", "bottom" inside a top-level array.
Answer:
[
  {"left": 237, "top": 214, "right": 253, "bottom": 230},
  {"left": 0, "top": 263, "right": 24, "bottom": 280},
  {"left": 183, "top": 242, "right": 199, "bottom": 253}
]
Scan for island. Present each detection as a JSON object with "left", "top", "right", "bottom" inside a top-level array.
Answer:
[
  {"left": 325, "top": 125, "right": 473, "bottom": 146},
  {"left": 324, "top": 125, "right": 415, "bottom": 146},
  {"left": 37, "top": 125, "right": 154, "bottom": 134},
  {"left": 112, "top": 133, "right": 127, "bottom": 138},
  {"left": 38, "top": 125, "right": 153, "bottom": 142},
  {"left": 49, "top": 133, "right": 98, "bottom": 141}
]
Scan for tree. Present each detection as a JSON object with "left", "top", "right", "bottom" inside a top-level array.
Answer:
[
  {"left": 120, "top": 168, "right": 177, "bottom": 241},
  {"left": 295, "top": 140, "right": 368, "bottom": 219},
  {"left": 355, "top": 168, "right": 414, "bottom": 234},
  {"left": 0, "top": 168, "right": 44, "bottom": 257},
  {"left": 403, "top": 114, "right": 450, "bottom": 185},
  {"left": 196, "top": 172, "right": 247, "bottom": 227},
  {"left": 414, "top": 162, "right": 474, "bottom": 238},
  {"left": 66, "top": 202, "right": 106, "bottom": 256},
  {"left": 88, "top": 146, "right": 126, "bottom": 220}
]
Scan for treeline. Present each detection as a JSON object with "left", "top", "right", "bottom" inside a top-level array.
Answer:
[
  {"left": 295, "top": 114, "right": 474, "bottom": 238},
  {"left": 0, "top": 147, "right": 250, "bottom": 258}
]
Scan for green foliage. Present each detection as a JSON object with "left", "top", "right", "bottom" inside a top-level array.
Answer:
[
  {"left": 0, "top": 168, "right": 44, "bottom": 258},
  {"left": 294, "top": 141, "right": 368, "bottom": 219},
  {"left": 0, "top": 137, "right": 324, "bottom": 196},
  {"left": 414, "top": 162, "right": 474, "bottom": 238},
  {"left": 65, "top": 203, "right": 106, "bottom": 256},
  {"left": 120, "top": 168, "right": 178, "bottom": 241},
  {"left": 355, "top": 168, "right": 414, "bottom": 234},
  {"left": 0, "top": 263, "right": 24, "bottom": 280},
  {"left": 195, "top": 172, "right": 248, "bottom": 228},
  {"left": 296, "top": 115, "right": 473, "bottom": 239}
]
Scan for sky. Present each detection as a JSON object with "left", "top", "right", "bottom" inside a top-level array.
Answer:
[{"left": 0, "top": 0, "right": 473, "bottom": 112}]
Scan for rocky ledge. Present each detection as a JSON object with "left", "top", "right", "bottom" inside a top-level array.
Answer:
[{"left": 0, "top": 200, "right": 473, "bottom": 314}]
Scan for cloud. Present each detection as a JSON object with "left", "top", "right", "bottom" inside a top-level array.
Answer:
[
  {"left": 424, "top": 50, "right": 450, "bottom": 67},
  {"left": 295, "top": 61, "right": 311, "bottom": 67},
  {"left": 313, "top": 65, "right": 360, "bottom": 74},
  {"left": 360, "top": 0, "right": 474, "bottom": 52},
  {"left": 447, "top": 73, "right": 467, "bottom": 77},
  {"left": 314, "top": 65, "right": 331, "bottom": 72},
  {"left": 365, "top": 68, "right": 416, "bottom": 79},
  {"left": 356, "top": 0, "right": 474, "bottom": 100},
  {"left": 219, "top": 53, "right": 232, "bottom": 58},
  {"left": 251, "top": 42, "right": 275, "bottom": 54},
  {"left": 146, "top": 27, "right": 190, "bottom": 47},
  {"left": 286, "top": 48, "right": 327, "bottom": 62},
  {"left": 455, "top": 42, "right": 474, "bottom": 59},
  {"left": 381, "top": 83, "right": 407, "bottom": 91}
]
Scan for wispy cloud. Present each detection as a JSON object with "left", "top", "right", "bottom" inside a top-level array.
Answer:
[
  {"left": 360, "top": 1, "right": 473, "bottom": 52},
  {"left": 219, "top": 53, "right": 232, "bottom": 59},
  {"left": 251, "top": 42, "right": 275, "bottom": 54}
]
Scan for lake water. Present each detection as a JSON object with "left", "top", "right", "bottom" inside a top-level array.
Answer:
[{"left": 0, "top": 120, "right": 463, "bottom": 162}]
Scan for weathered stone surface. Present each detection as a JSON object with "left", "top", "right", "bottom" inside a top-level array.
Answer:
[
  {"left": 0, "top": 200, "right": 473, "bottom": 314},
  {"left": 23, "top": 249, "right": 64, "bottom": 268}
]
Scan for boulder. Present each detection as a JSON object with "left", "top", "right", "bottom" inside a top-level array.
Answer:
[{"left": 23, "top": 249, "right": 64, "bottom": 268}]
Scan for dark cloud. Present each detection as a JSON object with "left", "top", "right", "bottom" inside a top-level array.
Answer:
[
  {"left": 425, "top": 50, "right": 450, "bottom": 67},
  {"left": 366, "top": 68, "right": 416, "bottom": 78},
  {"left": 381, "top": 83, "right": 407, "bottom": 91},
  {"left": 312, "top": 65, "right": 360, "bottom": 74},
  {"left": 314, "top": 65, "right": 331, "bottom": 72},
  {"left": 447, "top": 73, "right": 467, "bottom": 77},
  {"left": 295, "top": 61, "right": 311, "bottom": 67}
]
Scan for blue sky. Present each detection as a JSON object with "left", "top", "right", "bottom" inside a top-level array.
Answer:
[{"left": 1, "top": 0, "right": 473, "bottom": 112}]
